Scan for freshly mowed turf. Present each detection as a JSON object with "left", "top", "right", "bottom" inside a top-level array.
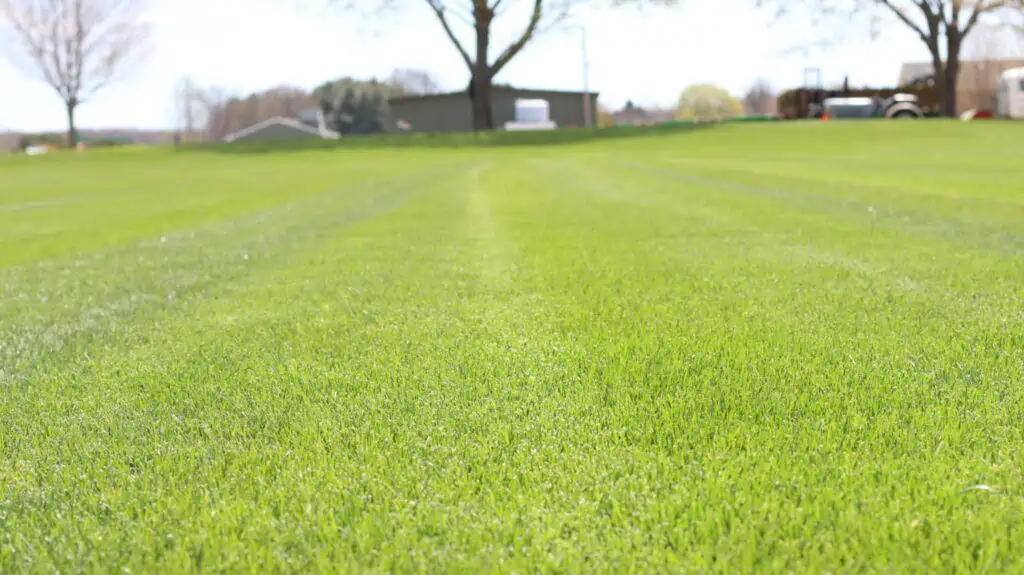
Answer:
[{"left": 2, "top": 121, "right": 1024, "bottom": 573}]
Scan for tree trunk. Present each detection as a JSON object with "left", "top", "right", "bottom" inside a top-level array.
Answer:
[
  {"left": 942, "top": 59, "right": 960, "bottom": 117},
  {"left": 943, "top": 30, "right": 963, "bottom": 117},
  {"left": 470, "top": 6, "right": 494, "bottom": 131},
  {"left": 923, "top": 32, "right": 950, "bottom": 118},
  {"left": 931, "top": 55, "right": 950, "bottom": 117},
  {"left": 66, "top": 101, "right": 78, "bottom": 148},
  {"left": 470, "top": 70, "right": 494, "bottom": 131},
  {"left": 919, "top": 11, "right": 952, "bottom": 117}
]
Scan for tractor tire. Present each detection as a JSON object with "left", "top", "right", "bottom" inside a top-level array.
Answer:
[{"left": 886, "top": 106, "right": 922, "bottom": 119}]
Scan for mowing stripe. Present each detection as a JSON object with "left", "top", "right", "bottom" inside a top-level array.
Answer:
[
  {"left": 615, "top": 159, "right": 1024, "bottom": 255},
  {"left": 0, "top": 166, "right": 472, "bottom": 385}
]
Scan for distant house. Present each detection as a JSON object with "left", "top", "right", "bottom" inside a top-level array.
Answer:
[
  {"left": 610, "top": 101, "right": 675, "bottom": 126},
  {"left": 898, "top": 59, "right": 1024, "bottom": 113},
  {"left": 386, "top": 86, "right": 598, "bottom": 133},
  {"left": 223, "top": 108, "right": 340, "bottom": 143},
  {"left": 612, "top": 101, "right": 650, "bottom": 126}
]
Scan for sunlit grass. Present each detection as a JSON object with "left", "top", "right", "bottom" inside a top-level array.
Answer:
[{"left": 2, "top": 121, "right": 1024, "bottom": 573}]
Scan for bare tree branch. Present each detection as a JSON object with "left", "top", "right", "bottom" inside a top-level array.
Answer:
[
  {"left": 756, "top": 0, "right": 1024, "bottom": 116},
  {"left": 962, "top": 0, "right": 1016, "bottom": 35},
  {"left": 447, "top": 1, "right": 475, "bottom": 27},
  {"left": 876, "top": 0, "right": 930, "bottom": 38},
  {"left": 425, "top": 0, "right": 473, "bottom": 69},
  {"left": 387, "top": 67, "right": 444, "bottom": 95},
  {"left": 331, "top": 0, "right": 679, "bottom": 130},
  {"left": 0, "top": 0, "right": 150, "bottom": 145},
  {"left": 490, "top": 0, "right": 543, "bottom": 75}
]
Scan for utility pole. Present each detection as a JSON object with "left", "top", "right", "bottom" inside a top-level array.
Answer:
[{"left": 581, "top": 25, "right": 591, "bottom": 127}]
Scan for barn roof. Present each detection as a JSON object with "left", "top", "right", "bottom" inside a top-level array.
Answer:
[{"left": 388, "top": 86, "right": 600, "bottom": 105}]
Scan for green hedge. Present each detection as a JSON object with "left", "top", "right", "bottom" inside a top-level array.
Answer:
[
  {"left": 184, "top": 122, "right": 714, "bottom": 154},
  {"left": 726, "top": 115, "right": 782, "bottom": 123},
  {"left": 17, "top": 133, "right": 65, "bottom": 150}
]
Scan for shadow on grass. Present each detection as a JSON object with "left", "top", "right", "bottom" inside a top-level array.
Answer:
[{"left": 180, "top": 122, "right": 722, "bottom": 156}]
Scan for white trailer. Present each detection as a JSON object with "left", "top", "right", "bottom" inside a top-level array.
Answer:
[
  {"left": 505, "top": 99, "right": 556, "bottom": 131},
  {"left": 996, "top": 67, "right": 1024, "bottom": 119}
]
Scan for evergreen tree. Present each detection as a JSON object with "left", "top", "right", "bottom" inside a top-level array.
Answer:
[
  {"left": 333, "top": 88, "right": 358, "bottom": 135},
  {"left": 315, "top": 77, "right": 391, "bottom": 135},
  {"left": 353, "top": 91, "right": 383, "bottom": 134}
]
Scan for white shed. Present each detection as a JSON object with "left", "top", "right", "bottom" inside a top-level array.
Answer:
[{"left": 996, "top": 67, "right": 1024, "bottom": 119}]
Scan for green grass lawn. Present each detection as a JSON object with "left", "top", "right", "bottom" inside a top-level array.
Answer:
[{"left": 2, "top": 121, "right": 1024, "bottom": 573}]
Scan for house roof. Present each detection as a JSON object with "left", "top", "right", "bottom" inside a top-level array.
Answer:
[
  {"left": 222, "top": 116, "right": 340, "bottom": 142},
  {"left": 297, "top": 108, "right": 325, "bottom": 126},
  {"left": 388, "top": 86, "right": 601, "bottom": 105}
]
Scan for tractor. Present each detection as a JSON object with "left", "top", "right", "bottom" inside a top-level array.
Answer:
[
  {"left": 780, "top": 68, "right": 930, "bottom": 120},
  {"left": 814, "top": 93, "right": 924, "bottom": 120}
]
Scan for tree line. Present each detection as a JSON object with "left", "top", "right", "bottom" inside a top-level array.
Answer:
[
  {"left": 313, "top": 0, "right": 1024, "bottom": 125},
  {"left": 2, "top": 0, "right": 1022, "bottom": 145},
  {"left": 173, "top": 69, "right": 443, "bottom": 142},
  {"left": 187, "top": 76, "right": 773, "bottom": 139}
]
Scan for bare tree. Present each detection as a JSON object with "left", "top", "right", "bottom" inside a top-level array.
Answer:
[
  {"left": 338, "top": 0, "right": 677, "bottom": 131},
  {"left": 743, "top": 77, "right": 776, "bottom": 115},
  {"left": 757, "top": 0, "right": 1024, "bottom": 117},
  {"left": 173, "top": 75, "right": 207, "bottom": 143},
  {"left": 197, "top": 86, "right": 232, "bottom": 141},
  {"left": 201, "top": 85, "right": 318, "bottom": 141},
  {"left": 0, "top": 0, "right": 150, "bottom": 146},
  {"left": 387, "top": 67, "right": 444, "bottom": 95}
]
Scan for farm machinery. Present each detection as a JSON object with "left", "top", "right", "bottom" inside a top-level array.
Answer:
[
  {"left": 778, "top": 67, "right": 932, "bottom": 120},
  {"left": 815, "top": 94, "right": 924, "bottom": 119}
]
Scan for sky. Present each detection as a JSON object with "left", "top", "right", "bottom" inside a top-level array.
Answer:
[{"left": 0, "top": 0, "right": 942, "bottom": 132}]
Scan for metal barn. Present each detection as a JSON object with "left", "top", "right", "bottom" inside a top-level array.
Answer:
[{"left": 386, "top": 86, "right": 599, "bottom": 133}]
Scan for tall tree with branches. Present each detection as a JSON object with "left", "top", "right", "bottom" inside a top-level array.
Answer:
[
  {"left": 757, "top": 0, "right": 1024, "bottom": 116},
  {"left": 344, "top": 0, "right": 676, "bottom": 130},
  {"left": 0, "top": 0, "right": 150, "bottom": 146}
]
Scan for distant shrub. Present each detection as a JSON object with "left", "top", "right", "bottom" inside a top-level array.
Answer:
[
  {"left": 676, "top": 84, "right": 745, "bottom": 123},
  {"left": 181, "top": 122, "right": 714, "bottom": 155},
  {"left": 83, "top": 139, "right": 128, "bottom": 148},
  {"left": 17, "top": 133, "right": 65, "bottom": 150}
]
